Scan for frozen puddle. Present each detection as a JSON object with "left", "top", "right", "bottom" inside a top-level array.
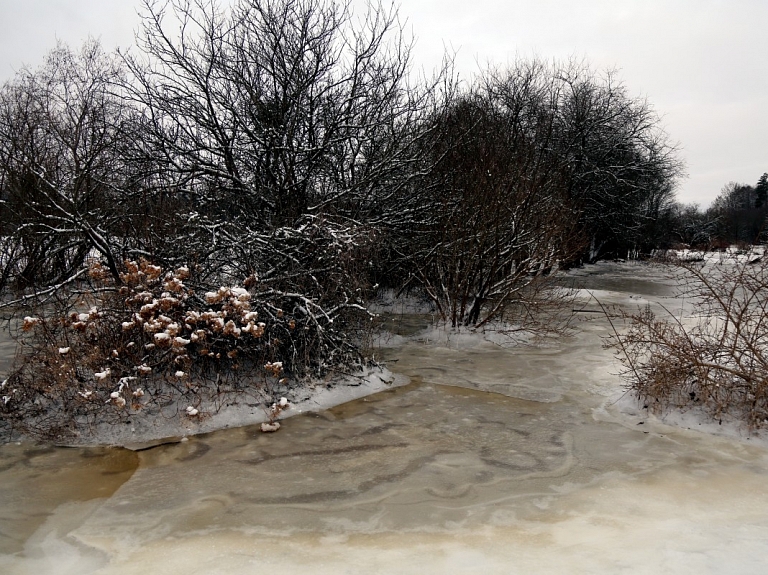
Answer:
[{"left": 2, "top": 262, "right": 768, "bottom": 574}]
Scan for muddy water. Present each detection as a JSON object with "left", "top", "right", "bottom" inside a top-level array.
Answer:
[
  {"left": 0, "top": 445, "right": 138, "bottom": 557},
  {"left": 2, "top": 262, "right": 768, "bottom": 574}
]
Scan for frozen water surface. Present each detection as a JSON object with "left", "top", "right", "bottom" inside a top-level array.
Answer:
[{"left": 2, "top": 262, "right": 768, "bottom": 574}]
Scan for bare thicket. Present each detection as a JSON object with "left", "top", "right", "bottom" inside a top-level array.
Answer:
[
  {"left": 554, "top": 64, "right": 682, "bottom": 261},
  {"left": 0, "top": 0, "right": 683, "bottom": 439},
  {"left": 0, "top": 41, "right": 131, "bottom": 295},
  {"left": 401, "top": 62, "right": 582, "bottom": 328},
  {"left": 606, "top": 252, "right": 768, "bottom": 429},
  {"left": 115, "top": 0, "right": 444, "bottom": 359},
  {"left": 398, "top": 59, "right": 681, "bottom": 327},
  {"left": 0, "top": 259, "right": 344, "bottom": 440},
  {"left": 0, "top": 242, "right": 377, "bottom": 440},
  {"left": 1, "top": 0, "right": 430, "bottom": 346},
  {"left": 0, "top": 0, "right": 435, "bottom": 438}
]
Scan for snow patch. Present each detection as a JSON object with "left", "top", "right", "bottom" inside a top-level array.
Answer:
[{"left": 56, "top": 366, "right": 407, "bottom": 450}]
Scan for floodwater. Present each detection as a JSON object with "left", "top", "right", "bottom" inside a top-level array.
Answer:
[{"left": 2, "top": 262, "right": 768, "bottom": 574}]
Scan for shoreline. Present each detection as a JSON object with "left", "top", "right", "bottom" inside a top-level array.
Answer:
[
  {"left": 53, "top": 366, "right": 410, "bottom": 451},
  {"left": 4, "top": 259, "right": 768, "bottom": 450}
]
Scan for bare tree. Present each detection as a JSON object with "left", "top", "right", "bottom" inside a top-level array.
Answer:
[
  {"left": 555, "top": 61, "right": 683, "bottom": 261},
  {"left": 121, "top": 0, "right": 439, "bottom": 233},
  {"left": 401, "top": 62, "right": 583, "bottom": 328},
  {"left": 0, "top": 40, "right": 131, "bottom": 299}
]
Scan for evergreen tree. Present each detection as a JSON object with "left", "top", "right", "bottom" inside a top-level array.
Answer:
[{"left": 756, "top": 172, "right": 768, "bottom": 208}]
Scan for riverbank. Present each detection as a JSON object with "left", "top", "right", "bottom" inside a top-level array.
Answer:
[
  {"left": 3, "top": 258, "right": 766, "bottom": 449},
  {"left": 64, "top": 366, "right": 407, "bottom": 450},
  {"left": 4, "top": 260, "right": 768, "bottom": 575}
]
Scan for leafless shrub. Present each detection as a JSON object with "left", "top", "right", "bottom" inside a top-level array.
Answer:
[
  {"left": 606, "top": 252, "right": 768, "bottom": 429},
  {"left": 402, "top": 62, "right": 584, "bottom": 329},
  {"left": 0, "top": 257, "right": 371, "bottom": 440}
]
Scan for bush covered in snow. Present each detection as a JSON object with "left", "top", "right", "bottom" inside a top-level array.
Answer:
[{"left": 0, "top": 259, "right": 371, "bottom": 440}]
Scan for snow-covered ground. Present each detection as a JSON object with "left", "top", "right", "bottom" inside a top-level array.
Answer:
[
  {"left": 48, "top": 365, "right": 408, "bottom": 450},
  {"left": 666, "top": 245, "right": 765, "bottom": 264}
]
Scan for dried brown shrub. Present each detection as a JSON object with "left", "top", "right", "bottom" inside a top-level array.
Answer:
[
  {"left": 606, "top": 250, "right": 768, "bottom": 429},
  {"left": 0, "top": 259, "right": 314, "bottom": 440}
]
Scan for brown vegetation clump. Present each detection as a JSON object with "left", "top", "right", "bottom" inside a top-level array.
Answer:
[
  {"left": 606, "top": 251, "right": 768, "bottom": 429},
  {"left": 0, "top": 260, "right": 308, "bottom": 440}
]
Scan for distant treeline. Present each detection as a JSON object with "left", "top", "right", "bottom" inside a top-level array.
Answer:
[{"left": 663, "top": 173, "right": 768, "bottom": 249}]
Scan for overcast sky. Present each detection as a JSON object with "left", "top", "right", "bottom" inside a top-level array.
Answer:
[{"left": 1, "top": 0, "right": 766, "bottom": 207}]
